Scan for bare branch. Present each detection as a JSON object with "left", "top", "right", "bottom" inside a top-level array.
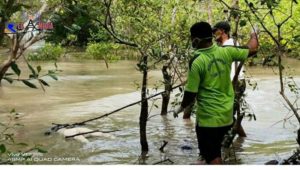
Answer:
[
  {"left": 15, "top": 33, "right": 45, "bottom": 61},
  {"left": 92, "top": 0, "right": 138, "bottom": 48},
  {"left": 50, "top": 84, "right": 185, "bottom": 132},
  {"left": 65, "top": 129, "right": 120, "bottom": 139},
  {"left": 245, "top": 1, "right": 280, "bottom": 47},
  {"left": 279, "top": 0, "right": 294, "bottom": 26},
  {"left": 217, "top": 0, "right": 247, "bottom": 13},
  {"left": 153, "top": 158, "right": 174, "bottom": 165},
  {"left": 281, "top": 92, "right": 300, "bottom": 124},
  {"left": 159, "top": 140, "right": 168, "bottom": 152}
]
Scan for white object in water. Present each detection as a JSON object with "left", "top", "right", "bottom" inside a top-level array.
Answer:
[{"left": 57, "top": 127, "right": 115, "bottom": 143}]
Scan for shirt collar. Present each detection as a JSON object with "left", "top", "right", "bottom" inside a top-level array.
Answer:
[{"left": 195, "top": 43, "right": 217, "bottom": 53}]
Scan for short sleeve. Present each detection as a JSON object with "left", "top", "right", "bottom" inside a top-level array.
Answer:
[
  {"left": 185, "top": 61, "right": 201, "bottom": 93},
  {"left": 225, "top": 47, "right": 249, "bottom": 62}
]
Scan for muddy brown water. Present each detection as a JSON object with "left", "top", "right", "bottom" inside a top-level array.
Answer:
[{"left": 0, "top": 59, "right": 299, "bottom": 164}]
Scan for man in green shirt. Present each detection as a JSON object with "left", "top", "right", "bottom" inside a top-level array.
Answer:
[{"left": 173, "top": 21, "right": 259, "bottom": 164}]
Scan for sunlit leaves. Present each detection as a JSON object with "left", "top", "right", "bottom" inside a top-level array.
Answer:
[
  {"left": 27, "top": 43, "right": 65, "bottom": 61},
  {"left": 86, "top": 42, "right": 121, "bottom": 67}
]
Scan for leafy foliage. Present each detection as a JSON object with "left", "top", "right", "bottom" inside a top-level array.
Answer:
[
  {"left": 86, "top": 42, "right": 121, "bottom": 68},
  {"left": 0, "top": 0, "right": 31, "bottom": 45},
  {"left": 27, "top": 43, "right": 65, "bottom": 61},
  {"left": 3, "top": 62, "right": 61, "bottom": 91},
  {"left": 46, "top": 0, "right": 110, "bottom": 46},
  {"left": 86, "top": 42, "right": 120, "bottom": 61}
]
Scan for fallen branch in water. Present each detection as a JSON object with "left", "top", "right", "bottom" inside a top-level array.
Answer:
[
  {"left": 159, "top": 140, "right": 168, "bottom": 153},
  {"left": 49, "top": 84, "right": 184, "bottom": 133},
  {"left": 281, "top": 148, "right": 300, "bottom": 165},
  {"left": 153, "top": 158, "right": 174, "bottom": 165},
  {"left": 65, "top": 129, "right": 120, "bottom": 139}
]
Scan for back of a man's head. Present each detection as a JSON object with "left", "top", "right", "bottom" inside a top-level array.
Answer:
[
  {"left": 190, "top": 21, "right": 213, "bottom": 42},
  {"left": 212, "top": 21, "right": 231, "bottom": 35}
]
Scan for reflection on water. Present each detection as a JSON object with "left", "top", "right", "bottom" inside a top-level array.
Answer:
[{"left": 0, "top": 60, "right": 299, "bottom": 164}]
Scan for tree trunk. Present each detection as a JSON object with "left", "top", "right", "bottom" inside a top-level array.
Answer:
[
  {"left": 233, "top": 91, "right": 247, "bottom": 137},
  {"left": 0, "top": 34, "right": 19, "bottom": 84},
  {"left": 161, "top": 65, "right": 172, "bottom": 115},
  {"left": 0, "top": 18, "right": 8, "bottom": 46},
  {"left": 139, "top": 54, "right": 149, "bottom": 153},
  {"left": 0, "top": 60, "right": 12, "bottom": 84},
  {"left": 231, "top": 0, "right": 247, "bottom": 138},
  {"left": 160, "top": 6, "right": 177, "bottom": 116}
]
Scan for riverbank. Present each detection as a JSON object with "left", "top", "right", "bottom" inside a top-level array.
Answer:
[{"left": 246, "top": 57, "right": 300, "bottom": 78}]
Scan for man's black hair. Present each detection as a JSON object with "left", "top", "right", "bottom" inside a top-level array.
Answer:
[
  {"left": 190, "top": 21, "right": 213, "bottom": 42},
  {"left": 212, "top": 21, "right": 231, "bottom": 35}
]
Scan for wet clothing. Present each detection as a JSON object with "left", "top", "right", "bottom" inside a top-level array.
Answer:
[
  {"left": 184, "top": 43, "right": 249, "bottom": 128},
  {"left": 196, "top": 124, "right": 232, "bottom": 163},
  {"left": 181, "top": 43, "right": 249, "bottom": 163}
]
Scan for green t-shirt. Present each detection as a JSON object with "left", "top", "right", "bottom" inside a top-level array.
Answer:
[{"left": 185, "top": 43, "right": 249, "bottom": 127}]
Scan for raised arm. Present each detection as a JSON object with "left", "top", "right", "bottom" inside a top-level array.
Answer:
[{"left": 247, "top": 26, "right": 259, "bottom": 57}]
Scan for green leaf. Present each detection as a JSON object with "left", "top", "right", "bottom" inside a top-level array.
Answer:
[
  {"left": 10, "top": 109, "right": 16, "bottom": 113},
  {"left": 48, "top": 74, "right": 58, "bottom": 80},
  {"left": 36, "top": 148, "right": 47, "bottom": 153},
  {"left": 239, "top": 20, "right": 247, "bottom": 27},
  {"left": 293, "top": 35, "right": 300, "bottom": 42},
  {"left": 3, "top": 77, "right": 13, "bottom": 84},
  {"left": 39, "top": 79, "right": 50, "bottom": 86},
  {"left": 37, "top": 65, "right": 42, "bottom": 73},
  {"left": 0, "top": 144, "right": 6, "bottom": 153},
  {"left": 22, "top": 80, "right": 38, "bottom": 89},
  {"left": 11, "top": 62, "right": 21, "bottom": 76},
  {"left": 29, "top": 74, "right": 35, "bottom": 79},
  {"left": 27, "top": 64, "right": 37, "bottom": 78}
]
